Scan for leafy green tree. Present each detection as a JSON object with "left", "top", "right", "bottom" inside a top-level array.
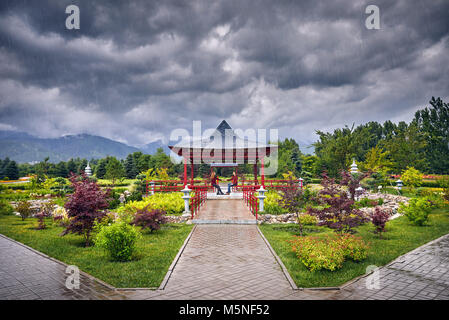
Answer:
[
  {"left": 414, "top": 97, "right": 449, "bottom": 174},
  {"left": 401, "top": 166, "right": 423, "bottom": 194},
  {"left": 314, "top": 125, "right": 368, "bottom": 177},
  {"left": 105, "top": 157, "right": 125, "bottom": 185},
  {"left": 277, "top": 138, "right": 303, "bottom": 177},
  {"left": 381, "top": 123, "right": 427, "bottom": 172}
]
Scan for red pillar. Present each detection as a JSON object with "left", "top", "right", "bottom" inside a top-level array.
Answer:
[
  {"left": 191, "top": 163, "right": 194, "bottom": 185},
  {"left": 253, "top": 163, "right": 258, "bottom": 185},
  {"left": 183, "top": 158, "right": 187, "bottom": 186},
  {"left": 261, "top": 158, "right": 265, "bottom": 188}
]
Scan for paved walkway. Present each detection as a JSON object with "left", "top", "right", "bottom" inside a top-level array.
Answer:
[
  {"left": 1, "top": 199, "right": 449, "bottom": 300},
  {"left": 194, "top": 199, "right": 255, "bottom": 222}
]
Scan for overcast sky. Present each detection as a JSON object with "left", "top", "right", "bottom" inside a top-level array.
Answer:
[{"left": 0, "top": 0, "right": 448, "bottom": 149}]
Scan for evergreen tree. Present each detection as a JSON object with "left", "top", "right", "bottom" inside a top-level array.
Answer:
[
  {"left": 4, "top": 160, "right": 19, "bottom": 180},
  {"left": 105, "top": 157, "right": 125, "bottom": 185},
  {"left": 67, "top": 159, "right": 77, "bottom": 175},
  {"left": 95, "top": 158, "right": 108, "bottom": 179},
  {"left": 55, "top": 161, "right": 68, "bottom": 178}
]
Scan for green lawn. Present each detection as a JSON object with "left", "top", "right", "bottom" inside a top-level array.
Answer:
[
  {"left": 0, "top": 215, "right": 193, "bottom": 288},
  {"left": 259, "top": 207, "right": 449, "bottom": 288}
]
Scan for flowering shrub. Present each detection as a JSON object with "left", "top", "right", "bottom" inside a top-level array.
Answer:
[
  {"left": 337, "top": 233, "right": 369, "bottom": 261},
  {"left": 117, "top": 192, "right": 184, "bottom": 215},
  {"left": 132, "top": 206, "right": 168, "bottom": 233},
  {"left": 399, "top": 197, "right": 432, "bottom": 226},
  {"left": 371, "top": 207, "right": 390, "bottom": 237},
  {"left": 94, "top": 222, "right": 141, "bottom": 262},
  {"left": 297, "top": 213, "right": 318, "bottom": 226},
  {"left": 290, "top": 235, "right": 345, "bottom": 272},
  {"left": 290, "top": 233, "right": 369, "bottom": 272}
]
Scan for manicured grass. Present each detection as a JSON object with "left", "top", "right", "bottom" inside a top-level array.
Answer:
[
  {"left": 259, "top": 207, "right": 449, "bottom": 288},
  {"left": 0, "top": 215, "right": 193, "bottom": 288}
]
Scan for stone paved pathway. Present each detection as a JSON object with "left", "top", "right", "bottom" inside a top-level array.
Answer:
[
  {"left": 194, "top": 199, "right": 255, "bottom": 222},
  {"left": 1, "top": 200, "right": 449, "bottom": 300},
  {"left": 0, "top": 235, "right": 128, "bottom": 300}
]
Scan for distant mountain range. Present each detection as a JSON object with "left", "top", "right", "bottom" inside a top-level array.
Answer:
[
  {"left": 0, "top": 130, "right": 170, "bottom": 163},
  {"left": 0, "top": 130, "right": 314, "bottom": 163}
]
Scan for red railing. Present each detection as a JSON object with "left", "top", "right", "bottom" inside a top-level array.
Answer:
[
  {"left": 189, "top": 185, "right": 208, "bottom": 219},
  {"left": 145, "top": 179, "right": 207, "bottom": 195},
  {"left": 145, "top": 178, "right": 302, "bottom": 196},
  {"left": 243, "top": 185, "right": 259, "bottom": 219}
]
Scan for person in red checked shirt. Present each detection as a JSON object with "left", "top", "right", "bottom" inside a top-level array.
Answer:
[
  {"left": 211, "top": 171, "right": 224, "bottom": 195},
  {"left": 226, "top": 171, "right": 238, "bottom": 194}
]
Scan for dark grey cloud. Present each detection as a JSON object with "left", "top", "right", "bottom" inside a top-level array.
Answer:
[{"left": 0, "top": 0, "right": 448, "bottom": 148}]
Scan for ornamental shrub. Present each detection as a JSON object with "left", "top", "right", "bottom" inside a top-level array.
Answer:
[
  {"left": 132, "top": 206, "right": 168, "bottom": 233},
  {"left": 337, "top": 233, "right": 369, "bottom": 261},
  {"left": 399, "top": 197, "right": 432, "bottom": 226},
  {"left": 401, "top": 167, "right": 423, "bottom": 194},
  {"left": 297, "top": 213, "right": 318, "bottom": 226},
  {"left": 52, "top": 206, "right": 71, "bottom": 227},
  {"left": 290, "top": 235, "right": 345, "bottom": 272},
  {"left": 62, "top": 174, "right": 109, "bottom": 247},
  {"left": 290, "top": 234, "right": 369, "bottom": 272},
  {"left": 371, "top": 207, "right": 390, "bottom": 237},
  {"left": 264, "top": 191, "right": 287, "bottom": 214},
  {"left": 308, "top": 173, "right": 369, "bottom": 234},
  {"left": 117, "top": 192, "right": 184, "bottom": 215},
  {"left": 0, "top": 199, "right": 14, "bottom": 216},
  {"left": 35, "top": 202, "right": 54, "bottom": 230},
  {"left": 16, "top": 200, "right": 32, "bottom": 221},
  {"left": 95, "top": 222, "right": 141, "bottom": 262}
]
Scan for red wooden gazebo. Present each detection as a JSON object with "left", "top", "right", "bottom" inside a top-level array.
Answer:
[{"left": 169, "top": 120, "right": 277, "bottom": 188}]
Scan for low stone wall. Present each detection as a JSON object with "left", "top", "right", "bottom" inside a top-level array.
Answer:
[{"left": 257, "top": 213, "right": 297, "bottom": 224}]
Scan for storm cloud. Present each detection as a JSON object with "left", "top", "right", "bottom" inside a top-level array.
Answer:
[{"left": 0, "top": 0, "right": 448, "bottom": 148}]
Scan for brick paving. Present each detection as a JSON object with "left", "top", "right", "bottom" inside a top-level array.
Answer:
[
  {"left": 0, "top": 235, "right": 129, "bottom": 300},
  {"left": 1, "top": 198, "right": 449, "bottom": 300},
  {"left": 194, "top": 199, "right": 255, "bottom": 222}
]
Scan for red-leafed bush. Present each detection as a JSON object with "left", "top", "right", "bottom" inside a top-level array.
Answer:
[
  {"left": 132, "top": 206, "right": 168, "bottom": 233},
  {"left": 371, "top": 207, "right": 390, "bottom": 237},
  {"left": 308, "top": 172, "right": 369, "bottom": 234},
  {"left": 62, "top": 174, "right": 110, "bottom": 246}
]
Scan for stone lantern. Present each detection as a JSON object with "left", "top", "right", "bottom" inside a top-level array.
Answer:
[
  {"left": 299, "top": 178, "right": 304, "bottom": 190},
  {"left": 350, "top": 159, "right": 358, "bottom": 174},
  {"left": 257, "top": 186, "right": 267, "bottom": 213},
  {"left": 181, "top": 186, "right": 191, "bottom": 217},
  {"left": 84, "top": 162, "right": 92, "bottom": 176},
  {"left": 355, "top": 186, "right": 364, "bottom": 201},
  {"left": 396, "top": 179, "right": 403, "bottom": 191}
]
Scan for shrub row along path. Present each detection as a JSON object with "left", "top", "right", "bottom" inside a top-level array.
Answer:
[{"left": 1, "top": 199, "right": 449, "bottom": 300}]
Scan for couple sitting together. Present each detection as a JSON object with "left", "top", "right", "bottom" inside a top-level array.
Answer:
[{"left": 211, "top": 171, "right": 238, "bottom": 195}]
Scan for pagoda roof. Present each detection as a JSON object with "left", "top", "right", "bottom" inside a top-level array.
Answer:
[
  {"left": 168, "top": 120, "right": 277, "bottom": 161},
  {"left": 169, "top": 120, "right": 277, "bottom": 150}
]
